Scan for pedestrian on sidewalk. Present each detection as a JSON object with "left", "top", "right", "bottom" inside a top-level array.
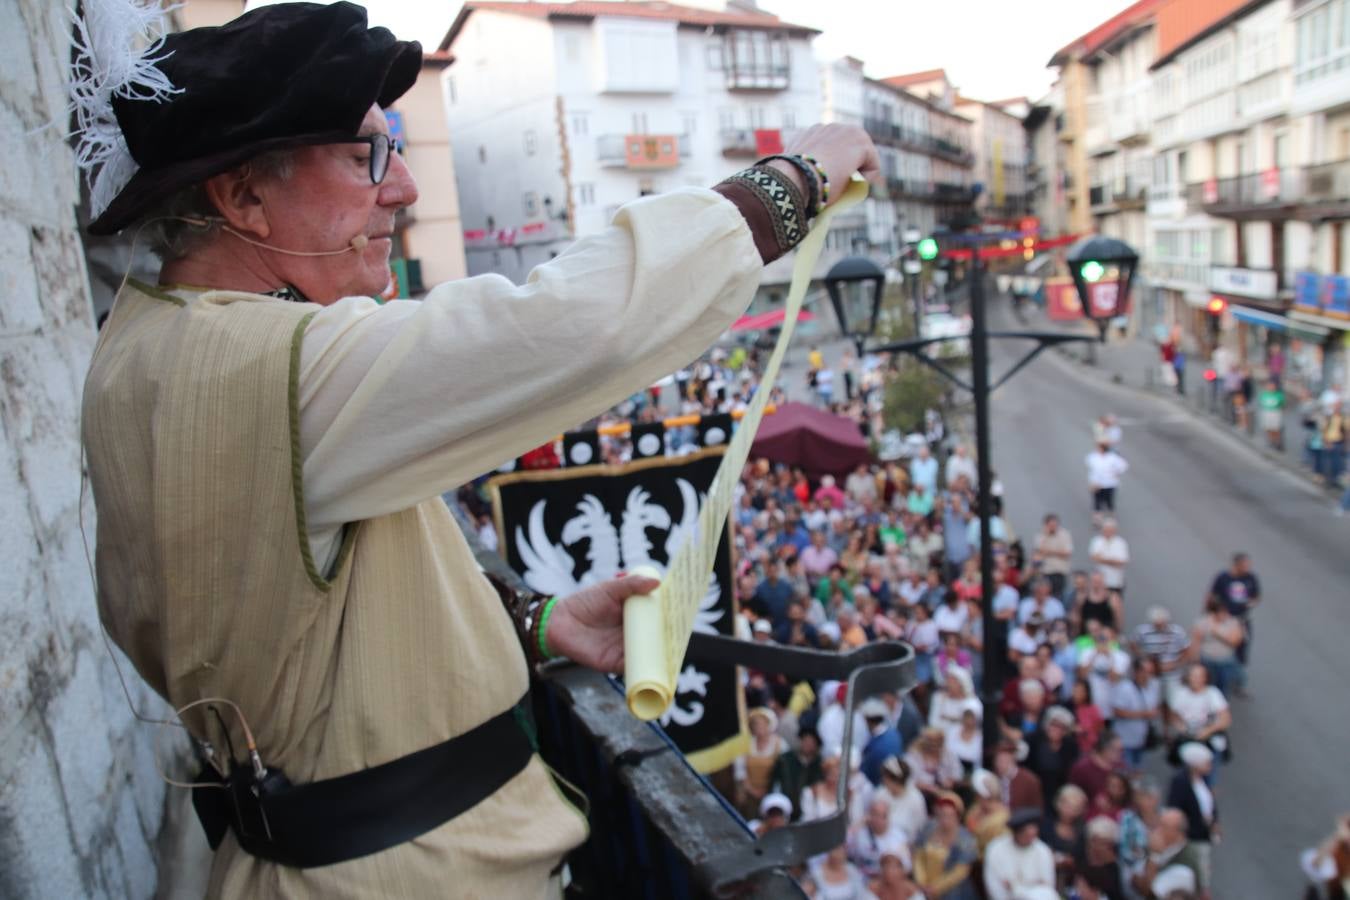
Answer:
[
  {"left": 1088, "top": 520, "right": 1130, "bottom": 597},
  {"left": 1208, "top": 553, "right": 1260, "bottom": 695},
  {"left": 1257, "top": 378, "right": 1285, "bottom": 451},
  {"left": 1086, "top": 442, "right": 1129, "bottom": 516},
  {"left": 1322, "top": 400, "right": 1347, "bottom": 486},
  {"left": 1032, "top": 514, "right": 1074, "bottom": 600}
]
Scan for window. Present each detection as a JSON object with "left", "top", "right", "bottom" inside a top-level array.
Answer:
[
  {"left": 577, "top": 183, "right": 596, "bottom": 206},
  {"left": 748, "top": 106, "right": 767, "bottom": 128},
  {"left": 682, "top": 113, "right": 698, "bottom": 136},
  {"left": 564, "top": 34, "right": 580, "bottom": 63},
  {"left": 1274, "top": 132, "right": 1289, "bottom": 168},
  {"left": 718, "top": 108, "right": 736, "bottom": 131},
  {"left": 524, "top": 130, "right": 537, "bottom": 156},
  {"left": 571, "top": 113, "right": 589, "bottom": 136},
  {"left": 447, "top": 77, "right": 457, "bottom": 104},
  {"left": 707, "top": 38, "right": 724, "bottom": 70},
  {"left": 523, "top": 192, "right": 540, "bottom": 217},
  {"left": 638, "top": 177, "right": 656, "bottom": 197},
  {"left": 1178, "top": 150, "right": 1189, "bottom": 183},
  {"left": 781, "top": 109, "right": 796, "bottom": 130},
  {"left": 632, "top": 112, "right": 649, "bottom": 134}
]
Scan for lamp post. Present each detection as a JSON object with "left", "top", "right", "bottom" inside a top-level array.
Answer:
[
  {"left": 862, "top": 228, "right": 1139, "bottom": 759},
  {"left": 1067, "top": 235, "right": 1140, "bottom": 362},
  {"left": 824, "top": 256, "right": 887, "bottom": 358},
  {"left": 903, "top": 227, "right": 924, "bottom": 339}
]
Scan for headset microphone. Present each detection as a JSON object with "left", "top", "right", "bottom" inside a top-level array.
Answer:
[{"left": 177, "top": 216, "right": 371, "bottom": 256}]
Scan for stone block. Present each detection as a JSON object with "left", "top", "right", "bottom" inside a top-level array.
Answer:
[
  {"left": 44, "top": 647, "right": 117, "bottom": 857},
  {"left": 0, "top": 219, "right": 42, "bottom": 334},
  {"left": 114, "top": 786, "right": 158, "bottom": 899},
  {"left": 0, "top": 726, "right": 86, "bottom": 900},
  {"left": 0, "top": 336, "right": 85, "bottom": 541}
]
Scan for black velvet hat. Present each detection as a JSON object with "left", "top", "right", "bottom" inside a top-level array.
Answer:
[{"left": 87, "top": 1, "right": 421, "bottom": 235}]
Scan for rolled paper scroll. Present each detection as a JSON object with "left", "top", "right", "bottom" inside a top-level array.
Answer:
[{"left": 624, "top": 177, "right": 871, "bottom": 720}]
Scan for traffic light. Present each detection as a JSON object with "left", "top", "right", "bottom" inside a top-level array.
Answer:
[
  {"left": 1079, "top": 259, "right": 1106, "bottom": 283},
  {"left": 917, "top": 237, "right": 939, "bottom": 261},
  {"left": 1206, "top": 297, "right": 1226, "bottom": 315},
  {"left": 1022, "top": 236, "right": 1035, "bottom": 262}
]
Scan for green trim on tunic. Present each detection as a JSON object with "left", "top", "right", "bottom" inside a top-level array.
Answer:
[
  {"left": 288, "top": 311, "right": 357, "bottom": 591},
  {"left": 128, "top": 278, "right": 186, "bottom": 307}
]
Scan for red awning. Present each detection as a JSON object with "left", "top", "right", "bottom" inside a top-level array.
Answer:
[{"left": 730, "top": 307, "right": 816, "bottom": 332}]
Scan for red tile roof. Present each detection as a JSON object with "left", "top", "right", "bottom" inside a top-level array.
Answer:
[
  {"left": 441, "top": 1, "right": 818, "bottom": 51},
  {"left": 1048, "top": 0, "right": 1166, "bottom": 66},
  {"left": 880, "top": 68, "right": 948, "bottom": 88}
]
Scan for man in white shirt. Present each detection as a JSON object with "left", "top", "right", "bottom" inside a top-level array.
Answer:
[
  {"left": 945, "top": 443, "right": 978, "bottom": 488},
  {"left": 847, "top": 797, "right": 912, "bottom": 878},
  {"left": 1031, "top": 513, "right": 1073, "bottom": 599},
  {"left": 1077, "top": 628, "right": 1132, "bottom": 718},
  {"left": 1088, "top": 518, "right": 1130, "bottom": 592},
  {"left": 984, "top": 809, "right": 1056, "bottom": 900},
  {"left": 910, "top": 444, "right": 939, "bottom": 495},
  {"left": 1017, "top": 578, "right": 1067, "bottom": 626},
  {"left": 1085, "top": 441, "right": 1129, "bottom": 514}
]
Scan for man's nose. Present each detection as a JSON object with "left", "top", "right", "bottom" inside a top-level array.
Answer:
[{"left": 379, "top": 150, "right": 419, "bottom": 208}]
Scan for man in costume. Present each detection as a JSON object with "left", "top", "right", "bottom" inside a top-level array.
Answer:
[{"left": 77, "top": 3, "right": 878, "bottom": 897}]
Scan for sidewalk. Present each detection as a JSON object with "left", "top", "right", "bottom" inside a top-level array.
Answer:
[{"left": 1006, "top": 298, "right": 1339, "bottom": 495}]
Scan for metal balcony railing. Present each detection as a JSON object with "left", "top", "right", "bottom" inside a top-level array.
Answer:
[
  {"left": 1303, "top": 160, "right": 1350, "bottom": 203},
  {"left": 596, "top": 134, "right": 692, "bottom": 168},
  {"left": 725, "top": 65, "right": 789, "bottom": 91}
]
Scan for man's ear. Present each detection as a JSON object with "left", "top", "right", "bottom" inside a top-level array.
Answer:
[{"left": 203, "top": 165, "right": 272, "bottom": 239}]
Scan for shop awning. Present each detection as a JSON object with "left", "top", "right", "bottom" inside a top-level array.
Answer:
[
  {"left": 1289, "top": 309, "right": 1350, "bottom": 334},
  {"left": 1231, "top": 304, "right": 1330, "bottom": 341}
]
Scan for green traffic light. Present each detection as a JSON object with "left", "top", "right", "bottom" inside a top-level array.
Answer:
[
  {"left": 917, "top": 238, "right": 939, "bottom": 261},
  {"left": 1080, "top": 260, "right": 1106, "bottom": 283}
]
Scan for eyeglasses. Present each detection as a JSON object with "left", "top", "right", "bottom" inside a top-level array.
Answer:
[{"left": 331, "top": 134, "right": 401, "bottom": 185}]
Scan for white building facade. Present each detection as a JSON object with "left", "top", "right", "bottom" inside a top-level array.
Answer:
[{"left": 442, "top": 1, "right": 873, "bottom": 315}]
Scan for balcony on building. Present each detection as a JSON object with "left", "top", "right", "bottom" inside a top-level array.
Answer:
[
  {"left": 1302, "top": 159, "right": 1350, "bottom": 210},
  {"left": 1090, "top": 177, "right": 1147, "bottom": 214},
  {"left": 1186, "top": 168, "right": 1305, "bottom": 218},
  {"left": 720, "top": 128, "right": 793, "bottom": 157},
  {"left": 723, "top": 30, "right": 791, "bottom": 91},
  {"left": 596, "top": 133, "right": 691, "bottom": 168},
  {"left": 886, "top": 177, "right": 935, "bottom": 201}
]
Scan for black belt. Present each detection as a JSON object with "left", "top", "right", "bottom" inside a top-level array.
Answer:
[{"left": 192, "top": 698, "right": 536, "bottom": 868}]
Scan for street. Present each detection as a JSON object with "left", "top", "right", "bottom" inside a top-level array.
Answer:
[{"left": 985, "top": 298, "right": 1350, "bottom": 899}]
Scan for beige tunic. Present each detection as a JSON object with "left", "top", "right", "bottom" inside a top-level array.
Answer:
[{"left": 81, "top": 189, "right": 760, "bottom": 898}]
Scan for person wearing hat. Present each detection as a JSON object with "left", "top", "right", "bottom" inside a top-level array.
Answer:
[
  {"left": 965, "top": 768, "right": 1011, "bottom": 853},
  {"left": 1166, "top": 743, "right": 1218, "bottom": 882},
  {"left": 735, "top": 707, "right": 788, "bottom": 819},
  {"left": 859, "top": 696, "right": 903, "bottom": 786},
  {"left": 76, "top": 2, "right": 883, "bottom": 895},
  {"left": 755, "top": 792, "right": 793, "bottom": 836},
  {"left": 982, "top": 807, "right": 1055, "bottom": 900},
  {"left": 769, "top": 725, "right": 823, "bottom": 822},
  {"left": 993, "top": 740, "right": 1045, "bottom": 817},
  {"left": 912, "top": 792, "right": 979, "bottom": 899},
  {"left": 873, "top": 756, "right": 930, "bottom": 843}
]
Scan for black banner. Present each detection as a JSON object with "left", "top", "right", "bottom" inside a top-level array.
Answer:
[{"left": 488, "top": 448, "right": 746, "bottom": 771}]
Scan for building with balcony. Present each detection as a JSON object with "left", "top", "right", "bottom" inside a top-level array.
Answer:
[
  {"left": 954, "top": 96, "right": 1032, "bottom": 223},
  {"left": 440, "top": 0, "right": 821, "bottom": 289}
]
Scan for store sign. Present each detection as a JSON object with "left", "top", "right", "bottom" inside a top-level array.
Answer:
[
  {"left": 1293, "top": 272, "right": 1350, "bottom": 319},
  {"left": 1209, "top": 266, "right": 1278, "bottom": 302}
]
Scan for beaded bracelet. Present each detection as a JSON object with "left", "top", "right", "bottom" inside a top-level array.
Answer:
[
  {"left": 529, "top": 596, "right": 560, "bottom": 664},
  {"left": 801, "top": 155, "right": 830, "bottom": 209},
  {"left": 754, "top": 153, "right": 821, "bottom": 217}
]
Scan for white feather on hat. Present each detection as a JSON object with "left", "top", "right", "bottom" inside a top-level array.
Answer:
[{"left": 68, "top": 0, "right": 182, "bottom": 218}]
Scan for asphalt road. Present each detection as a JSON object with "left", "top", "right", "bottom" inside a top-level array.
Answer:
[{"left": 983, "top": 298, "right": 1350, "bottom": 899}]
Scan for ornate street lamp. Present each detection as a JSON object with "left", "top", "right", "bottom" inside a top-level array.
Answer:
[
  {"left": 1067, "top": 235, "right": 1140, "bottom": 337},
  {"left": 824, "top": 255, "right": 886, "bottom": 356}
]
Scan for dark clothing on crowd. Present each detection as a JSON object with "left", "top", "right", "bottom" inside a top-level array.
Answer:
[
  {"left": 1005, "top": 767, "right": 1045, "bottom": 811},
  {"left": 897, "top": 696, "right": 924, "bottom": 748},
  {"left": 774, "top": 620, "right": 820, "bottom": 649},
  {"left": 770, "top": 750, "right": 823, "bottom": 822},
  {"left": 860, "top": 725, "right": 903, "bottom": 786},
  {"left": 1040, "top": 815, "right": 1086, "bottom": 867},
  {"left": 752, "top": 577, "right": 793, "bottom": 625},
  {"left": 1167, "top": 771, "right": 1218, "bottom": 843},
  {"left": 1210, "top": 571, "right": 1260, "bottom": 618},
  {"left": 1078, "top": 594, "right": 1115, "bottom": 633},
  {"left": 1080, "top": 859, "right": 1125, "bottom": 900},
  {"left": 1026, "top": 729, "right": 1080, "bottom": 805},
  {"left": 1067, "top": 755, "right": 1113, "bottom": 806}
]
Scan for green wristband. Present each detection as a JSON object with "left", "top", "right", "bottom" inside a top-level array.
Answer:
[{"left": 537, "top": 596, "right": 560, "bottom": 660}]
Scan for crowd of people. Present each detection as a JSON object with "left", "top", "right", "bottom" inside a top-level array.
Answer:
[
  {"left": 721, "top": 406, "right": 1278, "bottom": 900},
  {"left": 466, "top": 340, "right": 1339, "bottom": 898}
]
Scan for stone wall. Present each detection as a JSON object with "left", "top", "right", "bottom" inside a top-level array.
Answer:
[{"left": 0, "top": 2, "right": 172, "bottom": 897}]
